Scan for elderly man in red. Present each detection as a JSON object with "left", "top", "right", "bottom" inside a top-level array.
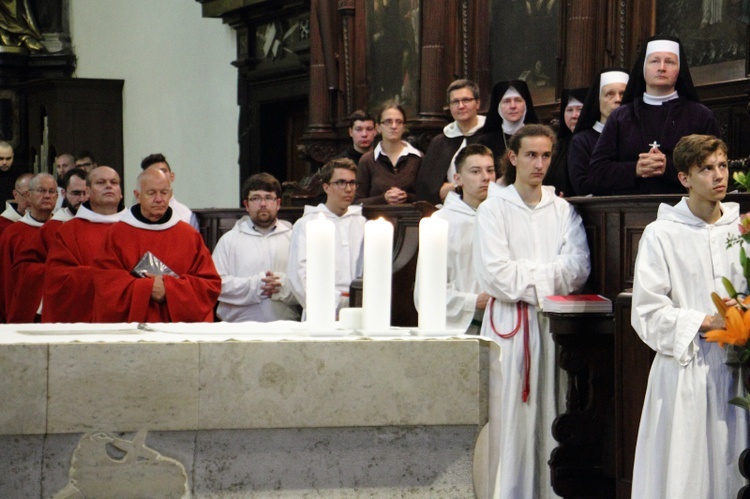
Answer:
[
  {"left": 92, "top": 167, "right": 220, "bottom": 322},
  {"left": 0, "top": 173, "right": 57, "bottom": 323}
]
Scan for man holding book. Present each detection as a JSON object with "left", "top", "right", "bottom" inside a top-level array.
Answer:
[{"left": 92, "top": 168, "right": 220, "bottom": 322}]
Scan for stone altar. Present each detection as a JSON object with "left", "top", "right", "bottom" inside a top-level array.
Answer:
[{"left": 0, "top": 322, "right": 490, "bottom": 498}]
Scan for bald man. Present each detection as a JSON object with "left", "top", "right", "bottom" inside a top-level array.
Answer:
[
  {"left": 92, "top": 168, "right": 220, "bottom": 322},
  {"left": 0, "top": 173, "right": 32, "bottom": 236}
]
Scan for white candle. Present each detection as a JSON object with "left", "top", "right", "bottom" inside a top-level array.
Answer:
[
  {"left": 339, "top": 307, "right": 363, "bottom": 329},
  {"left": 362, "top": 217, "right": 394, "bottom": 331},
  {"left": 417, "top": 216, "right": 448, "bottom": 331},
  {"left": 306, "top": 213, "right": 336, "bottom": 330}
]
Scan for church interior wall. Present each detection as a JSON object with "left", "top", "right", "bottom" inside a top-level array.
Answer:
[{"left": 69, "top": 0, "right": 239, "bottom": 210}]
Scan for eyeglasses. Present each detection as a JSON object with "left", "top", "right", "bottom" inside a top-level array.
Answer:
[
  {"left": 328, "top": 180, "right": 358, "bottom": 189},
  {"left": 68, "top": 190, "right": 87, "bottom": 196},
  {"left": 380, "top": 119, "right": 404, "bottom": 127},
  {"left": 32, "top": 188, "right": 57, "bottom": 195},
  {"left": 449, "top": 97, "right": 476, "bottom": 107},
  {"left": 247, "top": 195, "right": 278, "bottom": 204}
]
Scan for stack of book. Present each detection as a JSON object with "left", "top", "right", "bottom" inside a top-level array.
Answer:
[{"left": 543, "top": 294, "right": 612, "bottom": 313}]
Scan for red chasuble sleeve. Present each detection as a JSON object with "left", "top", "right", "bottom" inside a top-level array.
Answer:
[
  {"left": 92, "top": 221, "right": 220, "bottom": 323},
  {"left": 42, "top": 219, "right": 109, "bottom": 323},
  {"left": 1, "top": 223, "right": 43, "bottom": 323}
]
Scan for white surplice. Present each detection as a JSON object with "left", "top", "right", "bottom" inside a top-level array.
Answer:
[
  {"left": 212, "top": 216, "right": 299, "bottom": 322},
  {"left": 631, "top": 198, "right": 748, "bottom": 498},
  {"left": 414, "top": 191, "right": 483, "bottom": 333},
  {"left": 473, "top": 182, "right": 590, "bottom": 499}
]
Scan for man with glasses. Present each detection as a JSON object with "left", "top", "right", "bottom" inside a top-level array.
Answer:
[
  {"left": 416, "top": 79, "right": 486, "bottom": 205},
  {"left": 8, "top": 169, "right": 92, "bottom": 322},
  {"left": 212, "top": 173, "right": 300, "bottom": 322},
  {"left": 0, "top": 173, "right": 58, "bottom": 322},
  {"left": 74, "top": 151, "right": 97, "bottom": 172},
  {"left": 0, "top": 173, "right": 32, "bottom": 236},
  {"left": 288, "top": 158, "right": 365, "bottom": 315}
]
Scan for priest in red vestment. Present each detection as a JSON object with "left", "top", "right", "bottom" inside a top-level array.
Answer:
[
  {"left": 43, "top": 166, "right": 125, "bottom": 323},
  {"left": 92, "top": 168, "right": 220, "bottom": 323},
  {"left": 0, "top": 173, "right": 57, "bottom": 323}
]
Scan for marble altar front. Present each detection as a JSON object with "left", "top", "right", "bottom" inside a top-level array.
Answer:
[{"left": 0, "top": 323, "right": 490, "bottom": 498}]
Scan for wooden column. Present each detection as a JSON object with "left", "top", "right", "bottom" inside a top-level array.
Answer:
[
  {"left": 418, "top": 0, "right": 450, "bottom": 124},
  {"left": 337, "top": 0, "right": 356, "bottom": 118},
  {"left": 302, "top": 0, "right": 339, "bottom": 168},
  {"left": 562, "top": 0, "right": 602, "bottom": 89}
]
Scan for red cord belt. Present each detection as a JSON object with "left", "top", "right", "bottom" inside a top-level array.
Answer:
[{"left": 488, "top": 297, "right": 531, "bottom": 403}]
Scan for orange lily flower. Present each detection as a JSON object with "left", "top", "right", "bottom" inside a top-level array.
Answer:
[{"left": 705, "top": 307, "right": 750, "bottom": 347}]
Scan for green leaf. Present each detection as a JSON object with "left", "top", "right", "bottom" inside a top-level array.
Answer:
[
  {"left": 730, "top": 395, "right": 750, "bottom": 412},
  {"left": 723, "top": 277, "right": 739, "bottom": 298}
]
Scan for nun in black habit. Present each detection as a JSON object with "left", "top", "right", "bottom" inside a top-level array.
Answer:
[
  {"left": 588, "top": 35, "right": 721, "bottom": 196},
  {"left": 567, "top": 68, "right": 629, "bottom": 196},
  {"left": 477, "top": 80, "right": 539, "bottom": 169},
  {"left": 543, "top": 87, "right": 587, "bottom": 196}
]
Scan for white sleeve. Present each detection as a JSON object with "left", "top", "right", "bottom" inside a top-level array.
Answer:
[
  {"left": 472, "top": 204, "right": 543, "bottom": 306},
  {"left": 287, "top": 220, "right": 307, "bottom": 308},
  {"left": 212, "top": 237, "right": 265, "bottom": 306},
  {"left": 631, "top": 227, "right": 703, "bottom": 365},
  {"left": 530, "top": 206, "right": 591, "bottom": 305}
]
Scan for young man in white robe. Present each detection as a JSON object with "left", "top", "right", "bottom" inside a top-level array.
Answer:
[
  {"left": 212, "top": 173, "right": 299, "bottom": 322},
  {"left": 473, "top": 124, "right": 590, "bottom": 499},
  {"left": 631, "top": 134, "right": 748, "bottom": 498},
  {"left": 415, "top": 143, "right": 494, "bottom": 333},
  {"left": 288, "top": 158, "right": 366, "bottom": 314}
]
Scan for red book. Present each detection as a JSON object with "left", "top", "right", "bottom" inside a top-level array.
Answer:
[{"left": 543, "top": 294, "right": 612, "bottom": 313}]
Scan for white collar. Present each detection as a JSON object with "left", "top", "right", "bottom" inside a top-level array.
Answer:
[
  {"left": 443, "top": 115, "right": 486, "bottom": 138},
  {"left": 593, "top": 121, "right": 605, "bottom": 133},
  {"left": 374, "top": 140, "right": 423, "bottom": 161},
  {"left": 120, "top": 206, "right": 181, "bottom": 231},
  {"left": 75, "top": 204, "right": 126, "bottom": 224},
  {"left": 642, "top": 90, "right": 679, "bottom": 106}
]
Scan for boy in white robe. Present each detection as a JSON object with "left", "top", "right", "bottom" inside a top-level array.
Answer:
[
  {"left": 414, "top": 143, "right": 494, "bottom": 333},
  {"left": 631, "top": 134, "right": 748, "bottom": 498},
  {"left": 473, "top": 125, "right": 590, "bottom": 498},
  {"left": 288, "top": 158, "right": 365, "bottom": 314}
]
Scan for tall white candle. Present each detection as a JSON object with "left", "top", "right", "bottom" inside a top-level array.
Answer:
[
  {"left": 306, "top": 213, "right": 336, "bottom": 330},
  {"left": 362, "top": 217, "right": 394, "bottom": 331},
  {"left": 417, "top": 216, "right": 448, "bottom": 331}
]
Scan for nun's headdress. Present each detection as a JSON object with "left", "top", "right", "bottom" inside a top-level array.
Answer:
[
  {"left": 557, "top": 87, "right": 588, "bottom": 139},
  {"left": 483, "top": 79, "right": 539, "bottom": 133},
  {"left": 574, "top": 67, "right": 629, "bottom": 135},
  {"left": 621, "top": 35, "right": 699, "bottom": 104}
]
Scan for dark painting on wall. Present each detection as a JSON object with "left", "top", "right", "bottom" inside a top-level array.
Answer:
[
  {"left": 489, "top": 0, "right": 559, "bottom": 104},
  {"left": 366, "top": 0, "right": 420, "bottom": 118},
  {"left": 657, "top": 0, "right": 748, "bottom": 69}
]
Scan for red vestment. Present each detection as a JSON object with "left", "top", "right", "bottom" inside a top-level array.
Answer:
[
  {"left": 0, "top": 217, "right": 13, "bottom": 236},
  {"left": 8, "top": 218, "right": 68, "bottom": 322},
  {"left": 92, "top": 209, "right": 220, "bottom": 323},
  {"left": 42, "top": 206, "right": 122, "bottom": 323},
  {"left": 0, "top": 216, "right": 43, "bottom": 323}
]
